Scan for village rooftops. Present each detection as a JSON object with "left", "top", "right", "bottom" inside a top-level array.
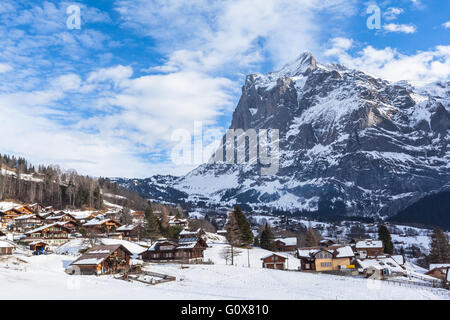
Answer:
[
  {"left": 355, "top": 239, "right": 383, "bottom": 249},
  {"left": 70, "top": 244, "right": 132, "bottom": 266}
]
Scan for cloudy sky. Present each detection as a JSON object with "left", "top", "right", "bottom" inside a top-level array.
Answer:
[{"left": 0, "top": 0, "right": 448, "bottom": 178}]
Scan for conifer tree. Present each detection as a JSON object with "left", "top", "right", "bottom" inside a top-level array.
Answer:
[
  {"left": 143, "top": 206, "right": 161, "bottom": 242},
  {"left": 233, "top": 205, "right": 254, "bottom": 246},
  {"left": 378, "top": 225, "right": 394, "bottom": 254},
  {"left": 428, "top": 227, "right": 450, "bottom": 264},
  {"left": 260, "top": 223, "right": 276, "bottom": 251}
]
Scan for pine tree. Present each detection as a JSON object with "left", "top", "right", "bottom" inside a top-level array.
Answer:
[
  {"left": 143, "top": 206, "right": 161, "bottom": 242},
  {"left": 225, "top": 209, "right": 242, "bottom": 265},
  {"left": 428, "top": 227, "right": 450, "bottom": 264},
  {"left": 378, "top": 225, "right": 394, "bottom": 254},
  {"left": 233, "top": 205, "right": 254, "bottom": 246},
  {"left": 260, "top": 223, "right": 276, "bottom": 251}
]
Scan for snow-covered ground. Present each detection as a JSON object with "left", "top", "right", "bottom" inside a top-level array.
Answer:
[{"left": 1, "top": 243, "right": 448, "bottom": 300}]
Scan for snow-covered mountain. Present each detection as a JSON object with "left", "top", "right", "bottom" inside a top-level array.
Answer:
[{"left": 117, "top": 52, "right": 450, "bottom": 217}]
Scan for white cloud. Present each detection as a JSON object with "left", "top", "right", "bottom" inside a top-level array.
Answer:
[
  {"left": 324, "top": 37, "right": 353, "bottom": 57},
  {"left": 0, "top": 63, "right": 12, "bottom": 73},
  {"left": 383, "top": 23, "right": 417, "bottom": 34},
  {"left": 115, "top": 0, "right": 357, "bottom": 73},
  {"left": 383, "top": 7, "right": 404, "bottom": 21},
  {"left": 443, "top": 21, "right": 450, "bottom": 29},
  {"left": 325, "top": 40, "right": 450, "bottom": 86}
]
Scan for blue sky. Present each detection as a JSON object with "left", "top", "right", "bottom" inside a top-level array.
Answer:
[{"left": 0, "top": 0, "right": 448, "bottom": 178}]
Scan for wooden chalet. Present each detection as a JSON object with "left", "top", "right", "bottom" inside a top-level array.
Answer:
[
  {"left": 68, "top": 244, "right": 132, "bottom": 275},
  {"left": 274, "top": 237, "right": 297, "bottom": 252},
  {"left": 261, "top": 253, "right": 287, "bottom": 270},
  {"left": 0, "top": 240, "right": 15, "bottom": 255},
  {"left": 141, "top": 237, "right": 208, "bottom": 262},
  {"left": 297, "top": 245, "right": 355, "bottom": 272},
  {"left": 132, "top": 211, "right": 145, "bottom": 220},
  {"left": 168, "top": 216, "right": 189, "bottom": 228},
  {"left": 175, "top": 237, "right": 208, "bottom": 261},
  {"left": 117, "top": 224, "right": 144, "bottom": 240},
  {"left": 9, "top": 214, "right": 45, "bottom": 232},
  {"left": 83, "top": 218, "right": 121, "bottom": 234},
  {"left": 1, "top": 205, "right": 34, "bottom": 225},
  {"left": 24, "top": 223, "right": 71, "bottom": 245},
  {"left": 46, "top": 212, "right": 78, "bottom": 224},
  {"left": 353, "top": 239, "right": 384, "bottom": 258}
]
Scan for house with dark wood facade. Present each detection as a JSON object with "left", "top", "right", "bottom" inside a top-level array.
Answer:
[
  {"left": 10, "top": 214, "right": 45, "bottom": 232},
  {"left": 117, "top": 224, "right": 144, "bottom": 240},
  {"left": 140, "top": 237, "right": 208, "bottom": 262},
  {"left": 83, "top": 218, "right": 121, "bottom": 234},
  {"left": 274, "top": 237, "right": 297, "bottom": 252},
  {"left": 261, "top": 253, "right": 288, "bottom": 270},
  {"left": 68, "top": 244, "right": 132, "bottom": 275},
  {"left": 24, "top": 223, "right": 71, "bottom": 246},
  {"left": 352, "top": 239, "right": 384, "bottom": 258}
]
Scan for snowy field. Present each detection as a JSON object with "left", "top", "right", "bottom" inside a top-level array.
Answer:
[{"left": 1, "top": 243, "right": 449, "bottom": 300}]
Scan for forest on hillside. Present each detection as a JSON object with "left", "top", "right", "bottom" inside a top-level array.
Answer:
[
  {"left": 0, "top": 154, "right": 148, "bottom": 211},
  {"left": 389, "top": 190, "right": 450, "bottom": 231}
]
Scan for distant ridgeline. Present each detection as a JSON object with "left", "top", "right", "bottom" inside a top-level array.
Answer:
[
  {"left": 389, "top": 190, "right": 450, "bottom": 231},
  {"left": 0, "top": 153, "right": 148, "bottom": 211}
]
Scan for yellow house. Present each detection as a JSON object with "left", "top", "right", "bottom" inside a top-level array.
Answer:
[{"left": 297, "top": 245, "right": 355, "bottom": 272}]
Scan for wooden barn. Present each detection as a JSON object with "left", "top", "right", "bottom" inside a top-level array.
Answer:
[
  {"left": 261, "top": 253, "right": 287, "bottom": 270},
  {"left": 68, "top": 244, "right": 132, "bottom": 275}
]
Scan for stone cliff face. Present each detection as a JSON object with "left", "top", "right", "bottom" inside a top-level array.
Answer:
[{"left": 119, "top": 52, "right": 450, "bottom": 217}]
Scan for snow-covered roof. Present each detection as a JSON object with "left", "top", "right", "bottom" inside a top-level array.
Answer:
[
  {"left": 391, "top": 255, "right": 405, "bottom": 266},
  {"left": 429, "top": 263, "right": 450, "bottom": 270},
  {"left": 71, "top": 258, "right": 105, "bottom": 266},
  {"left": 297, "top": 248, "right": 321, "bottom": 258},
  {"left": 356, "top": 257, "right": 405, "bottom": 273},
  {"left": 117, "top": 224, "right": 139, "bottom": 231},
  {"left": 0, "top": 240, "right": 14, "bottom": 248},
  {"left": 25, "top": 223, "right": 69, "bottom": 235},
  {"left": 14, "top": 214, "right": 37, "bottom": 220},
  {"left": 333, "top": 246, "right": 354, "bottom": 258},
  {"left": 355, "top": 240, "right": 383, "bottom": 249},
  {"left": 83, "top": 218, "right": 115, "bottom": 226},
  {"left": 275, "top": 237, "right": 297, "bottom": 246}
]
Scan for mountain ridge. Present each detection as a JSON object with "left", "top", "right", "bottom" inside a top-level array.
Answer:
[{"left": 116, "top": 52, "right": 450, "bottom": 218}]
